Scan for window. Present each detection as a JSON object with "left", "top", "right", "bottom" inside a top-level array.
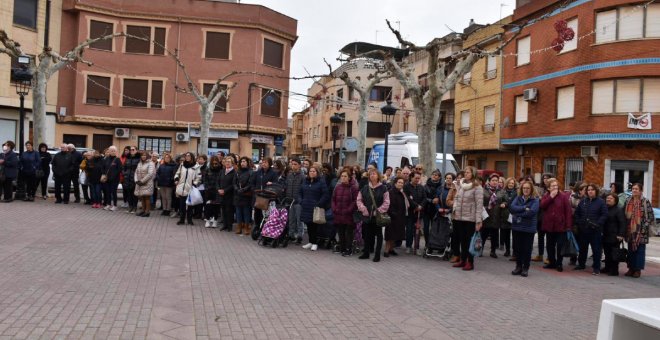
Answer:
[
  {"left": 263, "top": 39, "right": 284, "bottom": 68},
  {"left": 336, "top": 88, "right": 343, "bottom": 110},
  {"left": 205, "top": 32, "right": 230, "bottom": 59},
  {"left": 543, "top": 158, "right": 558, "bottom": 177},
  {"left": 516, "top": 36, "right": 530, "bottom": 66},
  {"left": 366, "top": 122, "right": 389, "bottom": 138},
  {"left": 592, "top": 78, "right": 660, "bottom": 114},
  {"left": 89, "top": 20, "right": 114, "bottom": 51},
  {"left": 485, "top": 55, "right": 497, "bottom": 79},
  {"left": 151, "top": 80, "right": 163, "bottom": 109},
  {"left": 565, "top": 158, "right": 584, "bottom": 189},
  {"left": 462, "top": 72, "right": 472, "bottom": 85},
  {"left": 202, "top": 83, "right": 228, "bottom": 112},
  {"left": 596, "top": 5, "right": 660, "bottom": 43},
  {"left": 122, "top": 79, "right": 148, "bottom": 107},
  {"left": 483, "top": 106, "right": 495, "bottom": 132},
  {"left": 348, "top": 87, "right": 354, "bottom": 101},
  {"left": 63, "top": 134, "right": 87, "bottom": 148},
  {"left": 346, "top": 121, "right": 352, "bottom": 137},
  {"left": 86, "top": 75, "right": 111, "bottom": 105},
  {"left": 153, "top": 28, "right": 166, "bottom": 55},
  {"left": 557, "top": 86, "right": 575, "bottom": 119},
  {"left": 138, "top": 137, "right": 172, "bottom": 155},
  {"left": 126, "top": 25, "right": 152, "bottom": 54},
  {"left": 370, "top": 86, "right": 392, "bottom": 101},
  {"left": 460, "top": 110, "right": 470, "bottom": 135},
  {"left": 515, "top": 95, "right": 528, "bottom": 123},
  {"left": 13, "top": 0, "right": 37, "bottom": 29},
  {"left": 261, "top": 89, "right": 282, "bottom": 117},
  {"left": 325, "top": 126, "right": 329, "bottom": 142},
  {"left": 563, "top": 18, "right": 578, "bottom": 52},
  {"left": 418, "top": 73, "right": 429, "bottom": 93}
]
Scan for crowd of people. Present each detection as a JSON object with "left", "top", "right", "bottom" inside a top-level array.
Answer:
[{"left": 0, "top": 139, "right": 657, "bottom": 278}]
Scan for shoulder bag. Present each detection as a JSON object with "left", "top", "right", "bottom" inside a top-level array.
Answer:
[
  {"left": 611, "top": 241, "right": 628, "bottom": 263},
  {"left": 369, "top": 187, "right": 391, "bottom": 227}
]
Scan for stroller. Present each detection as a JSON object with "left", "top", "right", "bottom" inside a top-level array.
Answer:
[
  {"left": 252, "top": 183, "right": 285, "bottom": 241},
  {"left": 423, "top": 214, "right": 452, "bottom": 259},
  {"left": 258, "top": 197, "right": 294, "bottom": 248}
]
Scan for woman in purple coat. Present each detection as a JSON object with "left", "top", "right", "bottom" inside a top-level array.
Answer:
[{"left": 331, "top": 168, "right": 359, "bottom": 256}]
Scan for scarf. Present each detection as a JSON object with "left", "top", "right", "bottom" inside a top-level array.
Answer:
[
  {"left": 486, "top": 183, "right": 498, "bottom": 210},
  {"left": 460, "top": 179, "right": 474, "bottom": 191},
  {"left": 399, "top": 188, "right": 410, "bottom": 217},
  {"left": 625, "top": 197, "right": 643, "bottom": 251}
]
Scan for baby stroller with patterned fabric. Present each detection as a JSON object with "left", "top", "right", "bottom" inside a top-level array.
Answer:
[{"left": 258, "top": 197, "right": 294, "bottom": 248}]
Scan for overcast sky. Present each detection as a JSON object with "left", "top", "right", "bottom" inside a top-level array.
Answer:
[{"left": 242, "top": 0, "right": 517, "bottom": 117}]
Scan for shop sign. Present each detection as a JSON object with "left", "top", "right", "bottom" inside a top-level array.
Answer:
[
  {"left": 250, "top": 134, "right": 273, "bottom": 144},
  {"left": 189, "top": 128, "right": 238, "bottom": 139},
  {"left": 627, "top": 113, "right": 652, "bottom": 130}
]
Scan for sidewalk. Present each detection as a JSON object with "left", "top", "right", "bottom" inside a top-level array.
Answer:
[{"left": 0, "top": 201, "right": 658, "bottom": 339}]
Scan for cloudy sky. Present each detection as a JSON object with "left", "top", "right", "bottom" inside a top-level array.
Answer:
[{"left": 243, "top": 0, "right": 517, "bottom": 117}]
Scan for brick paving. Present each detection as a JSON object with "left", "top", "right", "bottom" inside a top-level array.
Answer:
[{"left": 0, "top": 200, "right": 658, "bottom": 339}]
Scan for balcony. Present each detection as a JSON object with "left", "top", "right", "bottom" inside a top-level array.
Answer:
[
  {"left": 482, "top": 124, "right": 495, "bottom": 133},
  {"left": 459, "top": 127, "right": 470, "bottom": 136},
  {"left": 484, "top": 69, "right": 497, "bottom": 80}
]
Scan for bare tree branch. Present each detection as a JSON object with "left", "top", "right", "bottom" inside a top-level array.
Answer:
[
  {"left": 51, "top": 32, "right": 125, "bottom": 72},
  {"left": 0, "top": 30, "right": 24, "bottom": 58},
  {"left": 386, "top": 19, "right": 420, "bottom": 51}
]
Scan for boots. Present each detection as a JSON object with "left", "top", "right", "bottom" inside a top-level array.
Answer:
[
  {"left": 462, "top": 260, "right": 473, "bottom": 271},
  {"left": 512, "top": 267, "right": 522, "bottom": 275},
  {"left": 187, "top": 214, "right": 194, "bottom": 226},
  {"left": 452, "top": 260, "right": 465, "bottom": 268},
  {"left": 177, "top": 215, "right": 185, "bottom": 225},
  {"left": 243, "top": 223, "right": 251, "bottom": 236},
  {"left": 358, "top": 251, "right": 370, "bottom": 259},
  {"left": 235, "top": 223, "right": 244, "bottom": 234},
  {"left": 449, "top": 256, "right": 460, "bottom": 263}
]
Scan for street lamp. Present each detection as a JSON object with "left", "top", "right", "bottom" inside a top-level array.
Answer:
[
  {"left": 11, "top": 55, "right": 33, "bottom": 200},
  {"left": 330, "top": 113, "right": 344, "bottom": 170},
  {"left": 379, "top": 99, "right": 397, "bottom": 173}
]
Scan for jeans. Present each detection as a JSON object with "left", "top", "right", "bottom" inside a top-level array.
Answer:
[
  {"left": 287, "top": 204, "right": 302, "bottom": 238},
  {"left": 235, "top": 205, "right": 253, "bottom": 224},
  {"left": 480, "top": 228, "right": 499, "bottom": 253},
  {"left": 90, "top": 183, "right": 102, "bottom": 204},
  {"left": 125, "top": 183, "right": 137, "bottom": 209},
  {"left": 307, "top": 222, "right": 320, "bottom": 244},
  {"left": 537, "top": 228, "right": 546, "bottom": 257},
  {"left": 577, "top": 229, "right": 602, "bottom": 270},
  {"left": 21, "top": 172, "right": 37, "bottom": 197},
  {"left": 546, "top": 232, "right": 565, "bottom": 267},
  {"left": 454, "top": 220, "right": 476, "bottom": 263},
  {"left": 513, "top": 230, "right": 535, "bottom": 270},
  {"left": 627, "top": 243, "right": 646, "bottom": 270},
  {"left": 54, "top": 175, "right": 71, "bottom": 202},
  {"left": 362, "top": 222, "right": 383, "bottom": 256},
  {"left": 336, "top": 223, "right": 355, "bottom": 253},
  {"left": 102, "top": 180, "right": 119, "bottom": 206},
  {"left": 405, "top": 215, "right": 417, "bottom": 249},
  {"left": 81, "top": 184, "right": 90, "bottom": 202}
]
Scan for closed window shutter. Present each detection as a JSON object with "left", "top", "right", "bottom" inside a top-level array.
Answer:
[
  {"left": 619, "top": 7, "right": 644, "bottom": 40},
  {"left": 615, "top": 79, "right": 641, "bottom": 113},
  {"left": 86, "top": 76, "right": 110, "bottom": 105},
  {"left": 515, "top": 96, "right": 528, "bottom": 123},
  {"left": 203, "top": 84, "right": 228, "bottom": 112},
  {"left": 151, "top": 80, "right": 163, "bottom": 108},
  {"left": 205, "top": 32, "right": 230, "bottom": 59},
  {"left": 647, "top": 4, "right": 660, "bottom": 37},
  {"left": 460, "top": 111, "right": 470, "bottom": 128},
  {"left": 516, "top": 36, "right": 530, "bottom": 66},
  {"left": 484, "top": 106, "right": 495, "bottom": 125},
  {"left": 153, "top": 28, "right": 166, "bottom": 55},
  {"left": 261, "top": 89, "right": 281, "bottom": 117},
  {"left": 122, "top": 79, "right": 149, "bottom": 107},
  {"left": 563, "top": 19, "right": 578, "bottom": 51},
  {"left": 643, "top": 78, "right": 660, "bottom": 112},
  {"left": 592, "top": 80, "right": 614, "bottom": 114},
  {"left": 89, "top": 20, "right": 113, "bottom": 50},
  {"left": 126, "top": 26, "right": 151, "bottom": 54},
  {"left": 487, "top": 55, "right": 497, "bottom": 72},
  {"left": 557, "top": 86, "right": 575, "bottom": 119},
  {"left": 263, "top": 39, "right": 284, "bottom": 68},
  {"left": 596, "top": 10, "right": 617, "bottom": 43}
]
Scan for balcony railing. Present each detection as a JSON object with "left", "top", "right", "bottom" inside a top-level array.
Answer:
[
  {"left": 482, "top": 124, "right": 495, "bottom": 133},
  {"left": 484, "top": 69, "right": 497, "bottom": 80},
  {"left": 459, "top": 127, "right": 470, "bottom": 135}
]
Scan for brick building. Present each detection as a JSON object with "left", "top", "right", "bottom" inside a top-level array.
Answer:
[
  {"left": 56, "top": 0, "right": 297, "bottom": 159},
  {"left": 501, "top": 0, "right": 660, "bottom": 204}
]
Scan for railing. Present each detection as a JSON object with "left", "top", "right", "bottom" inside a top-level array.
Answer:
[
  {"left": 484, "top": 69, "right": 497, "bottom": 80},
  {"left": 459, "top": 127, "right": 470, "bottom": 135},
  {"left": 482, "top": 124, "right": 495, "bottom": 132}
]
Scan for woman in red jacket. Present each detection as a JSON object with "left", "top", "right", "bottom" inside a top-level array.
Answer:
[
  {"left": 331, "top": 168, "right": 359, "bottom": 256},
  {"left": 540, "top": 178, "right": 573, "bottom": 272}
]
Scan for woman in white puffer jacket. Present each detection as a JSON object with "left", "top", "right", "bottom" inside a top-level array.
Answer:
[{"left": 174, "top": 152, "right": 201, "bottom": 225}]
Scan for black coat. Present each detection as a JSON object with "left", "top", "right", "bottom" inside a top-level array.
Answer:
[
  {"left": 574, "top": 197, "right": 608, "bottom": 232},
  {"left": 218, "top": 168, "right": 235, "bottom": 206},
  {"left": 0, "top": 150, "right": 19, "bottom": 179},
  {"left": 203, "top": 166, "right": 222, "bottom": 203},
  {"left": 603, "top": 205, "right": 626, "bottom": 244},
  {"left": 86, "top": 156, "right": 104, "bottom": 184},
  {"left": 123, "top": 154, "right": 140, "bottom": 186},
  {"left": 233, "top": 168, "right": 254, "bottom": 207},
  {"left": 70, "top": 150, "right": 83, "bottom": 175},
  {"left": 39, "top": 151, "right": 52, "bottom": 173},
  {"left": 156, "top": 161, "right": 177, "bottom": 187},
  {"left": 51, "top": 151, "right": 74, "bottom": 178},
  {"left": 102, "top": 156, "right": 122, "bottom": 183},
  {"left": 386, "top": 188, "right": 407, "bottom": 241},
  {"left": 252, "top": 167, "right": 278, "bottom": 191},
  {"left": 424, "top": 179, "right": 442, "bottom": 217}
]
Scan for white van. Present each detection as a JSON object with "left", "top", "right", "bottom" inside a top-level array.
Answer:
[{"left": 368, "top": 132, "right": 459, "bottom": 174}]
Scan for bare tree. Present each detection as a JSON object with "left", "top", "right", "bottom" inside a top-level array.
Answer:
[{"left": 0, "top": 30, "right": 124, "bottom": 147}]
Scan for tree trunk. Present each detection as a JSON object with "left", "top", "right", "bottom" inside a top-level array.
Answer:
[
  {"left": 417, "top": 107, "right": 438, "bottom": 174},
  {"left": 198, "top": 104, "right": 211, "bottom": 157},
  {"left": 356, "top": 95, "right": 368, "bottom": 167},
  {"left": 31, "top": 70, "right": 48, "bottom": 147}
]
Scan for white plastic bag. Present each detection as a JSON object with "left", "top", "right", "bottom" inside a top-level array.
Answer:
[
  {"left": 186, "top": 187, "right": 203, "bottom": 206},
  {"left": 79, "top": 171, "right": 88, "bottom": 185}
]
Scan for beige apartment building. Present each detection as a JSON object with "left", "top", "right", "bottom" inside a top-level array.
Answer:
[
  {"left": 454, "top": 16, "right": 515, "bottom": 177},
  {"left": 0, "top": 0, "right": 62, "bottom": 146}
]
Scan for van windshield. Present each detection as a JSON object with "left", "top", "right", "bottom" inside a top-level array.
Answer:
[{"left": 411, "top": 157, "right": 459, "bottom": 174}]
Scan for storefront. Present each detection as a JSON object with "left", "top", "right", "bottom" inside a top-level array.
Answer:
[
  {"left": 250, "top": 134, "right": 273, "bottom": 163},
  {"left": 189, "top": 128, "right": 238, "bottom": 157}
]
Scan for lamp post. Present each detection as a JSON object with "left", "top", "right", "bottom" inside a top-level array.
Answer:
[
  {"left": 330, "top": 113, "right": 344, "bottom": 170},
  {"left": 379, "top": 99, "right": 397, "bottom": 173},
  {"left": 11, "top": 55, "right": 33, "bottom": 200}
]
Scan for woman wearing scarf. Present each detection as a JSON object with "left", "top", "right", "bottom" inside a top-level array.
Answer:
[
  {"left": 174, "top": 152, "right": 201, "bottom": 225},
  {"left": 509, "top": 181, "right": 540, "bottom": 277},
  {"left": 540, "top": 178, "right": 573, "bottom": 272},
  {"left": 497, "top": 177, "right": 517, "bottom": 258},
  {"left": 385, "top": 176, "right": 408, "bottom": 257},
  {"left": 481, "top": 174, "right": 502, "bottom": 258},
  {"left": 450, "top": 166, "right": 484, "bottom": 271},
  {"left": 624, "top": 183, "right": 656, "bottom": 278},
  {"left": 134, "top": 151, "right": 156, "bottom": 217}
]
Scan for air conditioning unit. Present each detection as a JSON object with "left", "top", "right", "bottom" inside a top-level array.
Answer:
[
  {"left": 523, "top": 88, "right": 538, "bottom": 102},
  {"left": 580, "top": 146, "right": 598, "bottom": 158},
  {"left": 176, "top": 132, "right": 190, "bottom": 142},
  {"left": 114, "top": 128, "right": 130, "bottom": 138}
]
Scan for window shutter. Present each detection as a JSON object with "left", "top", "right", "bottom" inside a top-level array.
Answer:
[
  {"left": 263, "top": 39, "right": 284, "bottom": 68},
  {"left": 487, "top": 55, "right": 497, "bottom": 72},
  {"left": 122, "top": 79, "right": 149, "bottom": 107},
  {"left": 592, "top": 80, "right": 614, "bottom": 114},
  {"left": 646, "top": 4, "right": 660, "bottom": 37},
  {"left": 516, "top": 36, "right": 530, "bottom": 66},
  {"left": 261, "top": 89, "right": 281, "bottom": 117},
  {"left": 557, "top": 86, "right": 575, "bottom": 119},
  {"left": 615, "top": 79, "right": 641, "bottom": 113},
  {"left": 89, "top": 20, "right": 113, "bottom": 50},
  {"left": 86, "top": 76, "right": 111, "bottom": 105},
  {"left": 619, "top": 7, "right": 644, "bottom": 40},
  {"left": 484, "top": 106, "right": 495, "bottom": 125},
  {"left": 153, "top": 28, "right": 166, "bottom": 55},
  {"left": 642, "top": 78, "right": 660, "bottom": 112},
  {"left": 205, "top": 32, "right": 230, "bottom": 59},
  {"left": 126, "top": 26, "right": 151, "bottom": 54},
  {"left": 515, "top": 96, "right": 528, "bottom": 123},
  {"left": 596, "top": 10, "right": 617, "bottom": 43},
  {"left": 460, "top": 110, "right": 470, "bottom": 129},
  {"left": 151, "top": 80, "right": 163, "bottom": 108},
  {"left": 563, "top": 19, "right": 578, "bottom": 51}
]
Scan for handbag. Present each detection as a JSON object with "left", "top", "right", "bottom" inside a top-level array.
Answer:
[
  {"left": 612, "top": 241, "right": 628, "bottom": 263},
  {"left": 313, "top": 207, "right": 326, "bottom": 224},
  {"left": 469, "top": 231, "right": 483, "bottom": 257},
  {"left": 79, "top": 171, "right": 88, "bottom": 185},
  {"left": 254, "top": 195, "right": 270, "bottom": 210},
  {"left": 368, "top": 187, "right": 391, "bottom": 227},
  {"left": 560, "top": 230, "right": 579, "bottom": 257}
]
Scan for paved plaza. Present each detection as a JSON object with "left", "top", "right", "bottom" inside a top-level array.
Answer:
[{"left": 0, "top": 200, "right": 658, "bottom": 339}]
